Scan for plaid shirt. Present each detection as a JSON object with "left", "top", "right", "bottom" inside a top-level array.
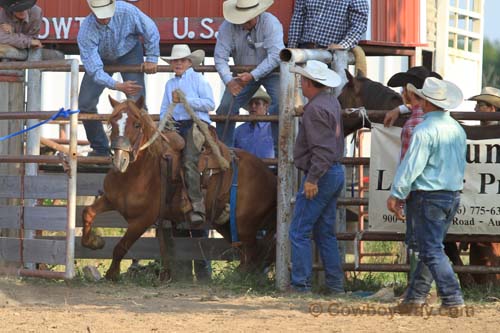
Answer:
[
  {"left": 400, "top": 106, "right": 424, "bottom": 161},
  {"left": 287, "top": 0, "right": 369, "bottom": 49},
  {"left": 77, "top": 1, "right": 160, "bottom": 89}
]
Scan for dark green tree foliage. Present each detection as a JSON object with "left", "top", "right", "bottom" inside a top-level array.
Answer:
[{"left": 483, "top": 38, "right": 500, "bottom": 87}]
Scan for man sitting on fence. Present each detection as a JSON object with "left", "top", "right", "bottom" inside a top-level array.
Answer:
[
  {"left": 468, "top": 86, "right": 500, "bottom": 126},
  {"left": 234, "top": 88, "right": 275, "bottom": 159},
  {"left": 78, "top": 0, "right": 160, "bottom": 157},
  {"left": 214, "top": 0, "right": 284, "bottom": 154},
  {"left": 0, "top": 0, "right": 42, "bottom": 49},
  {"left": 387, "top": 77, "right": 467, "bottom": 317}
]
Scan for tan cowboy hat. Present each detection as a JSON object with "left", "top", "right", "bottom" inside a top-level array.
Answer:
[
  {"left": 467, "top": 87, "right": 500, "bottom": 108},
  {"left": 87, "top": 0, "right": 116, "bottom": 19},
  {"left": 290, "top": 60, "right": 341, "bottom": 88},
  {"left": 407, "top": 77, "right": 463, "bottom": 110},
  {"left": 161, "top": 44, "right": 205, "bottom": 66},
  {"left": 223, "top": 0, "right": 274, "bottom": 25},
  {"left": 244, "top": 88, "right": 271, "bottom": 110}
]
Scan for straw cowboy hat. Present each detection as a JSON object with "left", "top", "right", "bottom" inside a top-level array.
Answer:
[
  {"left": 86, "top": 0, "right": 116, "bottom": 19},
  {"left": 467, "top": 87, "right": 500, "bottom": 108},
  {"left": 223, "top": 0, "right": 274, "bottom": 24},
  {"left": 161, "top": 44, "right": 205, "bottom": 66},
  {"left": 407, "top": 77, "right": 463, "bottom": 110},
  {"left": 0, "top": 0, "right": 36, "bottom": 12},
  {"left": 290, "top": 60, "right": 342, "bottom": 88},
  {"left": 244, "top": 87, "right": 271, "bottom": 111},
  {"left": 387, "top": 66, "right": 442, "bottom": 89}
]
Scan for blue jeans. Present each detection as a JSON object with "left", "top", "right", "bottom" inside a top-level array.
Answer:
[
  {"left": 289, "top": 164, "right": 345, "bottom": 292},
  {"left": 215, "top": 73, "right": 280, "bottom": 154},
  {"left": 79, "top": 41, "right": 146, "bottom": 155},
  {"left": 404, "top": 190, "right": 464, "bottom": 306}
]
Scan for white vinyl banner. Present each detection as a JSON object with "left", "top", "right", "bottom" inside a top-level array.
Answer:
[{"left": 368, "top": 123, "right": 500, "bottom": 234}]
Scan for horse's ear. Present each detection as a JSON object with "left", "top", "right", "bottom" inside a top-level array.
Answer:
[
  {"left": 109, "top": 95, "right": 120, "bottom": 108},
  {"left": 356, "top": 69, "right": 366, "bottom": 78},
  {"left": 135, "top": 96, "right": 145, "bottom": 110},
  {"left": 344, "top": 69, "right": 354, "bottom": 86}
]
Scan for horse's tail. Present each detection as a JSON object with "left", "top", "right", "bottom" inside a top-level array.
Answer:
[{"left": 351, "top": 46, "right": 367, "bottom": 77}]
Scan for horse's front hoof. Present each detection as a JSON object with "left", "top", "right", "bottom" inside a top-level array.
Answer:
[{"left": 82, "top": 233, "right": 106, "bottom": 250}]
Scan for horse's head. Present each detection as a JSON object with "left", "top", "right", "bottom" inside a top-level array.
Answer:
[
  {"left": 108, "top": 96, "right": 161, "bottom": 172},
  {"left": 337, "top": 69, "right": 365, "bottom": 109}
]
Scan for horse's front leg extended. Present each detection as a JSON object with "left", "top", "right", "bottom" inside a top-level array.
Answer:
[
  {"left": 105, "top": 220, "right": 150, "bottom": 281},
  {"left": 82, "top": 196, "right": 112, "bottom": 250}
]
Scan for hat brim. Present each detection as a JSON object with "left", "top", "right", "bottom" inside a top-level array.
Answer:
[
  {"left": 89, "top": 0, "right": 116, "bottom": 19},
  {"left": 407, "top": 81, "right": 463, "bottom": 110},
  {"left": 290, "top": 65, "right": 341, "bottom": 88},
  {"left": 0, "top": 0, "right": 36, "bottom": 12},
  {"left": 467, "top": 94, "right": 500, "bottom": 108},
  {"left": 223, "top": 0, "right": 274, "bottom": 24},
  {"left": 161, "top": 49, "right": 205, "bottom": 66}
]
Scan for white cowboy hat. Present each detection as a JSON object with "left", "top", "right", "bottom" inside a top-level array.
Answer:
[
  {"left": 468, "top": 87, "right": 500, "bottom": 108},
  {"left": 223, "top": 0, "right": 274, "bottom": 25},
  {"left": 290, "top": 60, "right": 342, "bottom": 88},
  {"left": 407, "top": 77, "right": 463, "bottom": 110},
  {"left": 161, "top": 44, "right": 205, "bottom": 66},
  {"left": 87, "top": 0, "right": 116, "bottom": 19}
]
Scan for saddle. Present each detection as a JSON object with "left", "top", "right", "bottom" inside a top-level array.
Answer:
[{"left": 159, "top": 126, "right": 233, "bottom": 223}]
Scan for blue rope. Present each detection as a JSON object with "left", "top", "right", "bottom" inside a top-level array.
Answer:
[
  {"left": 0, "top": 108, "right": 80, "bottom": 142},
  {"left": 229, "top": 155, "right": 240, "bottom": 244}
]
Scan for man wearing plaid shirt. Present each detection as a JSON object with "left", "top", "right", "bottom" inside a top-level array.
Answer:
[
  {"left": 78, "top": 0, "right": 160, "bottom": 156},
  {"left": 287, "top": 0, "right": 369, "bottom": 49}
]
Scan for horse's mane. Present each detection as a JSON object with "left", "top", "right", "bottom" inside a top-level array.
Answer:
[
  {"left": 357, "top": 77, "right": 403, "bottom": 110},
  {"left": 108, "top": 100, "right": 165, "bottom": 158}
]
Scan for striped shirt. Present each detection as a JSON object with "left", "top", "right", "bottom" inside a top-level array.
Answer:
[
  {"left": 214, "top": 12, "right": 284, "bottom": 85},
  {"left": 391, "top": 111, "right": 466, "bottom": 199},
  {"left": 77, "top": 1, "right": 160, "bottom": 89},
  {"left": 160, "top": 68, "right": 215, "bottom": 124},
  {"left": 287, "top": 0, "right": 369, "bottom": 49}
]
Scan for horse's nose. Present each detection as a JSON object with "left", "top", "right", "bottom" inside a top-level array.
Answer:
[{"left": 112, "top": 149, "right": 130, "bottom": 173}]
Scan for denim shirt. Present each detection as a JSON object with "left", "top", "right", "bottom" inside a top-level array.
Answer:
[
  {"left": 214, "top": 12, "right": 284, "bottom": 84},
  {"left": 234, "top": 122, "right": 275, "bottom": 158},
  {"left": 390, "top": 111, "right": 467, "bottom": 199}
]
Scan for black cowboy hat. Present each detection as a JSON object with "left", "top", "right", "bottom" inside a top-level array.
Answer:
[
  {"left": 387, "top": 66, "right": 442, "bottom": 89},
  {"left": 0, "top": 0, "right": 36, "bottom": 12}
]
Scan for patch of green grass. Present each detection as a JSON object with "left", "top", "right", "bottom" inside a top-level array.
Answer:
[{"left": 463, "top": 284, "right": 500, "bottom": 303}]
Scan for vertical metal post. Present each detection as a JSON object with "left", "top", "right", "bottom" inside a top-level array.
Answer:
[
  {"left": 25, "top": 48, "right": 42, "bottom": 270},
  {"left": 332, "top": 49, "right": 348, "bottom": 97},
  {"left": 65, "top": 59, "right": 79, "bottom": 279},
  {"left": 276, "top": 61, "right": 296, "bottom": 291}
]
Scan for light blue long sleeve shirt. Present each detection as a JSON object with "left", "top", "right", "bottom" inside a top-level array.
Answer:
[
  {"left": 77, "top": 1, "right": 160, "bottom": 89},
  {"left": 214, "top": 12, "right": 285, "bottom": 85},
  {"left": 390, "top": 111, "right": 467, "bottom": 199},
  {"left": 159, "top": 68, "right": 215, "bottom": 124}
]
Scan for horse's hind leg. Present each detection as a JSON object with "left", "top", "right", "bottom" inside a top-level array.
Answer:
[
  {"left": 105, "top": 220, "right": 150, "bottom": 281},
  {"left": 82, "top": 196, "right": 112, "bottom": 250}
]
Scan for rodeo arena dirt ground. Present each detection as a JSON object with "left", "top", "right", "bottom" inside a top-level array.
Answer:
[{"left": 0, "top": 275, "right": 499, "bottom": 333}]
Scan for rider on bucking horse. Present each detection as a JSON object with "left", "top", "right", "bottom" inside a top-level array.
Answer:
[{"left": 159, "top": 44, "right": 215, "bottom": 226}]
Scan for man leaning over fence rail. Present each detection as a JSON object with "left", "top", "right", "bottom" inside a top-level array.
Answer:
[{"left": 0, "top": 0, "right": 42, "bottom": 50}]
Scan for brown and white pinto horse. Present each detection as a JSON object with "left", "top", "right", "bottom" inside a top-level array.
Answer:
[{"left": 81, "top": 97, "right": 277, "bottom": 281}]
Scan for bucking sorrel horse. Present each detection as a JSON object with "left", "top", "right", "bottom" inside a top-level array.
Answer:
[
  {"left": 337, "top": 69, "right": 500, "bottom": 287},
  {"left": 81, "top": 96, "right": 277, "bottom": 281}
]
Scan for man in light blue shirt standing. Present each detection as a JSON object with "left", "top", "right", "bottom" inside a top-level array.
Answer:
[
  {"left": 78, "top": 0, "right": 160, "bottom": 156},
  {"left": 214, "top": 0, "right": 284, "bottom": 154},
  {"left": 160, "top": 44, "right": 215, "bottom": 226},
  {"left": 387, "top": 77, "right": 467, "bottom": 316},
  {"left": 234, "top": 88, "right": 274, "bottom": 159}
]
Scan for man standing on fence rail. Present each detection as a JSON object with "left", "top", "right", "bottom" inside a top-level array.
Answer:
[
  {"left": 288, "top": 60, "right": 345, "bottom": 295},
  {"left": 387, "top": 77, "right": 467, "bottom": 317},
  {"left": 214, "top": 0, "right": 284, "bottom": 154},
  {"left": 287, "top": 0, "right": 369, "bottom": 50},
  {"left": 0, "top": 0, "right": 42, "bottom": 49},
  {"left": 78, "top": 0, "right": 160, "bottom": 157}
]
